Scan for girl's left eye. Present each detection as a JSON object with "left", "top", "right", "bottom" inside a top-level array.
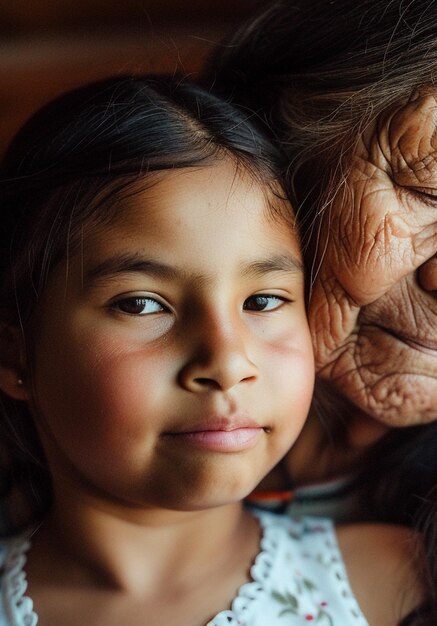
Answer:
[
  {"left": 243, "top": 295, "right": 287, "bottom": 312},
  {"left": 111, "top": 297, "right": 166, "bottom": 315}
]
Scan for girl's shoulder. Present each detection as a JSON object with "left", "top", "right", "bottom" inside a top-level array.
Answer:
[
  {"left": 336, "top": 522, "right": 424, "bottom": 626},
  {"left": 0, "top": 533, "right": 37, "bottom": 626}
]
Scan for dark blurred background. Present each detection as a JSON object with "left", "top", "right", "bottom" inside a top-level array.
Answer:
[{"left": 0, "top": 0, "right": 261, "bottom": 157}]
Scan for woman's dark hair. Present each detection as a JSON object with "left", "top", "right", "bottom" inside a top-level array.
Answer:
[
  {"left": 204, "top": 1, "right": 437, "bottom": 623},
  {"left": 0, "top": 73, "right": 290, "bottom": 533}
]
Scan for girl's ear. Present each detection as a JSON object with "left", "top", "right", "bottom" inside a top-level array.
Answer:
[{"left": 0, "top": 323, "right": 29, "bottom": 401}]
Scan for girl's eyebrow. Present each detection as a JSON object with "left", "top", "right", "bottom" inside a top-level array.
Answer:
[
  {"left": 243, "top": 255, "right": 304, "bottom": 277},
  {"left": 84, "top": 252, "right": 304, "bottom": 287},
  {"left": 86, "top": 254, "right": 180, "bottom": 284}
]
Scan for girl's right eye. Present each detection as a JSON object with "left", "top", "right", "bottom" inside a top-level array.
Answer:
[{"left": 111, "top": 296, "right": 167, "bottom": 316}]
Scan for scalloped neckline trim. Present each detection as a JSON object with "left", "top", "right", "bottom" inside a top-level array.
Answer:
[
  {"left": 2, "top": 513, "right": 363, "bottom": 626},
  {"left": 207, "top": 510, "right": 275, "bottom": 625},
  {"left": 2, "top": 535, "right": 37, "bottom": 626}
]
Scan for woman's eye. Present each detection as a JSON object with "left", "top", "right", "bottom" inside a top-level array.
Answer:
[
  {"left": 243, "top": 295, "right": 287, "bottom": 312},
  {"left": 112, "top": 297, "right": 166, "bottom": 316},
  {"left": 417, "top": 190, "right": 437, "bottom": 201},
  {"left": 409, "top": 187, "right": 437, "bottom": 202}
]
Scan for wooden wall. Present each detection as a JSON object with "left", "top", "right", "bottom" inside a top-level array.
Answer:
[{"left": 0, "top": 1, "right": 260, "bottom": 156}]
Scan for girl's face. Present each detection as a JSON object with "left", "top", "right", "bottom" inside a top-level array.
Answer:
[{"left": 27, "top": 160, "right": 314, "bottom": 512}]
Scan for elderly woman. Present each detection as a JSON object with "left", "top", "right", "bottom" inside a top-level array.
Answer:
[{"left": 205, "top": 2, "right": 437, "bottom": 621}]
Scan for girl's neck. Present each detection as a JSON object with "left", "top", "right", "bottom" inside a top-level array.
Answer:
[{"left": 27, "top": 487, "right": 258, "bottom": 596}]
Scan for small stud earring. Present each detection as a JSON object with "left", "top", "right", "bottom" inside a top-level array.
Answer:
[{"left": 17, "top": 378, "right": 24, "bottom": 386}]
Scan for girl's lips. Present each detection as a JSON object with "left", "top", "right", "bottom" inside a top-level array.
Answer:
[{"left": 163, "top": 427, "right": 264, "bottom": 452}]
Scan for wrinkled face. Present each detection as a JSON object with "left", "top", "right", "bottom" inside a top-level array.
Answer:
[
  {"left": 27, "top": 161, "right": 314, "bottom": 512},
  {"left": 310, "top": 88, "right": 437, "bottom": 426}
]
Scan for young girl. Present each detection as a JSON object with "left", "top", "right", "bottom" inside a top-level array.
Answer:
[{"left": 0, "top": 75, "right": 423, "bottom": 626}]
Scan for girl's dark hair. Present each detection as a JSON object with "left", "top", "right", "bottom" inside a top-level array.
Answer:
[
  {"left": 0, "top": 74, "right": 289, "bottom": 533},
  {"left": 204, "top": 1, "right": 437, "bottom": 623}
]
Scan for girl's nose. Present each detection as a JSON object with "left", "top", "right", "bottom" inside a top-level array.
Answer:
[
  {"left": 418, "top": 254, "right": 437, "bottom": 296},
  {"left": 178, "top": 321, "right": 259, "bottom": 393}
]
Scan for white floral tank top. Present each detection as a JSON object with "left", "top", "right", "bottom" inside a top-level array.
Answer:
[{"left": 0, "top": 512, "right": 369, "bottom": 626}]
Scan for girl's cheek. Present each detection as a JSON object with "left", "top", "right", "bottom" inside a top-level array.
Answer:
[
  {"left": 33, "top": 319, "right": 172, "bottom": 434},
  {"left": 253, "top": 312, "right": 313, "bottom": 365},
  {"left": 88, "top": 351, "right": 170, "bottom": 428},
  {"left": 268, "top": 328, "right": 315, "bottom": 403}
]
